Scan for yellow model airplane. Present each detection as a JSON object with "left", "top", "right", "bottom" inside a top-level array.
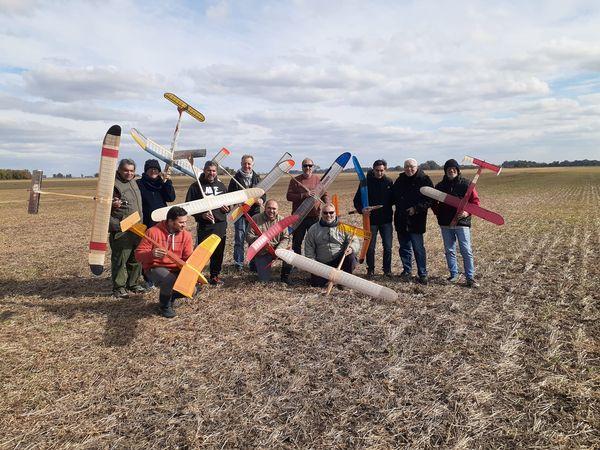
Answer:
[{"left": 120, "top": 212, "right": 220, "bottom": 298}]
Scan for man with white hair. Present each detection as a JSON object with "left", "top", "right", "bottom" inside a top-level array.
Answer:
[{"left": 391, "top": 158, "right": 433, "bottom": 284}]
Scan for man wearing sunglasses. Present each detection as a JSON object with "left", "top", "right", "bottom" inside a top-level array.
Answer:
[
  {"left": 303, "top": 203, "right": 360, "bottom": 287},
  {"left": 286, "top": 158, "right": 328, "bottom": 256}
]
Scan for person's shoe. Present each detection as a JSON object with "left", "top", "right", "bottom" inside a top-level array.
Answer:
[
  {"left": 128, "top": 284, "right": 148, "bottom": 294},
  {"left": 158, "top": 293, "right": 176, "bottom": 318},
  {"left": 234, "top": 265, "right": 243, "bottom": 272},
  {"left": 447, "top": 274, "right": 460, "bottom": 283},
  {"left": 466, "top": 278, "right": 479, "bottom": 288},
  {"left": 384, "top": 272, "right": 393, "bottom": 278},
  {"left": 336, "top": 284, "right": 345, "bottom": 291},
  {"left": 417, "top": 276, "right": 428, "bottom": 285},
  {"left": 281, "top": 276, "right": 292, "bottom": 286},
  {"left": 209, "top": 276, "right": 224, "bottom": 286},
  {"left": 112, "top": 287, "right": 129, "bottom": 299},
  {"left": 366, "top": 269, "right": 374, "bottom": 279},
  {"left": 399, "top": 271, "right": 412, "bottom": 282},
  {"left": 159, "top": 304, "right": 176, "bottom": 318}
]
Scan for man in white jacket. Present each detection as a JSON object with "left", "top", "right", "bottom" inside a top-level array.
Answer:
[{"left": 304, "top": 203, "right": 360, "bottom": 287}]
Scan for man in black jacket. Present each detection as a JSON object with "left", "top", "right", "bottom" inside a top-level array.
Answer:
[
  {"left": 352, "top": 159, "right": 394, "bottom": 278},
  {"left": 185, "top": 160, "right": 229, "bottom": 286},
  {"left": 228, "top": 154, "right": 264, "bottom": 271},
  {"left": 392, "top": 158, "right": 433, "bottom": 284},
  {"left": 432, "top": 159, "right": 480, "bottom": 287}
]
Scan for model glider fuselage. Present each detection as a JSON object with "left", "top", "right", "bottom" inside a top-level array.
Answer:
[
  {"left": 420, "top": 186, "right": 505, "bottom": 225},
  {"left": 246, "top": 215, "right": 298, "bottom": 263}
]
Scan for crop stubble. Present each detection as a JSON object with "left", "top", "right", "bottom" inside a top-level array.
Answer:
[{"left": 0, "top": 167, "right": 598, "bottom": 448}]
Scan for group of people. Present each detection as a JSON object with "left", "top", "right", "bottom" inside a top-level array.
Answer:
[{"left": 108, "top": 154, "right": 481, "bottom": 318}]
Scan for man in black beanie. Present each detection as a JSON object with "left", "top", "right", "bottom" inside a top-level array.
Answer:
[
  {"left": 431, "top": 159, "right": 480, "bottom": 287},
  {"left": 137, "top": 159, "right": 176, "bottom": 228}
]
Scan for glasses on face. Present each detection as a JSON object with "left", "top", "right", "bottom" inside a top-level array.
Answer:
[
  {"left": 302, "top": 164, "right": 313, "bottom": 168},
  {"left": 322, "top": 211, "right": 335, "bottom": 215}
]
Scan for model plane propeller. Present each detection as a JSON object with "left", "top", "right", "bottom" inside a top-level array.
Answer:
[
  {"left": 275, "top": 249, "right": 398, "bottom": 301},
  {"left": 420, "top": 155, "right": 504, "bottom": 226},
  {"left": 120, "top": 212, "right": 220, "bottom": 298}
]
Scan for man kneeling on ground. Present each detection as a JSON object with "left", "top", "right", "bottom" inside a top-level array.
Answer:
[
  {"left": 135, "top": 206, "right": 193, "bottom": 318},
  {"left": 304, "top": 203, "right": 360, "bottom": 287},
  {"left": 245, "top": 199, "right": 292, "bottom": 283}
]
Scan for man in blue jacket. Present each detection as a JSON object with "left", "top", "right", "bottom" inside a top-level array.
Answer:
[{"left": 137, "top": 159, "right": 176, "bottom": 228}]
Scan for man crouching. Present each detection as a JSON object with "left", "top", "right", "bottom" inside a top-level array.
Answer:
[
  {"left": 135, "top": 206, "right": 192, "bottom": 318},
  {"left": 304, "top": 203, "right": 360, "bottom": 287}
]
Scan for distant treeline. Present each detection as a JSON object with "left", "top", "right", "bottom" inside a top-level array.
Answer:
[{"left": 0, "top": 169, "right": 32, "bottom": 180}]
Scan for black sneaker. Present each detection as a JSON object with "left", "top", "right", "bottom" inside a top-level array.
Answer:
[
  {"left": 384, "top": 272, "right": 393, "bottom": 278},
  {"left": 447, "top": 274, "right": 460, "bottom": 283},
  {"left": 209, "top": 276, "right": 224, "bottom": 286},
  {"left": 112, "top": 287, "right": 129, "bottom": 299},
  {"left": 399, "top": 271, "right": 412, "bottom": 282},
  {"left": 466, "top": 278, "right": 479, "bottom": 288},
  {"left": 418, "top": 276, "right": 428, "bottom": 285},
  {"left": 366, "top": 270, "right": 374, "bottom": 279},
  {"left": 281, "top": 277, "right": 292, "bottom": 286}
]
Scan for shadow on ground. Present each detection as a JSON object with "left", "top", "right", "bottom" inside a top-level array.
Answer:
[{"left": 0, "top": 276, "right": 157, "bottom": 347}]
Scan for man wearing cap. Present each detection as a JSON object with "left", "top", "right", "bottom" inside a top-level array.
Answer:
[
  {"left": 352, "top": 159, "right": 394, "bottom": 278},
  {"left": 137, "top": 159, "right": 176, "bottom": 228},
  {"left": 392, "top": 158, "right": 433, "bottom": 284},
  {"left": 286, "top": 158, "right": 328, "bottom": 256},
  {"left": 431, "top": 159, "right": 480, "bottom": 287}
]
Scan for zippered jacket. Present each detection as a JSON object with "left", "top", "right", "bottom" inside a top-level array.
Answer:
[
  {"left": 109, "top": 174, "right": 143, "bottom": 232},
  {"left": 135, "top": 221, "right": 193, "bottom": 271},
  {"left": 352, "top": 171, "right": 393, "bottom": 225},
  {"left": 391, "top": 169, "right": 433, "bottom": 234}
]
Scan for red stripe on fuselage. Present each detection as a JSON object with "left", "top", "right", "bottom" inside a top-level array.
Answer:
[
  {"left": 89, "top": 241, "right": 107, "bottom": 251},
  {"left": 101, "top": 147, "right": 119, "bottom": 158}
]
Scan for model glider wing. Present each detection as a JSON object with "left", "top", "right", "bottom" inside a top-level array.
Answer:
[
  {"left": 89, "top": 125, "right": 121, "bottom": 276},
  {"left": 337, "top": 222, "right": 370, "bottom": 239},
  {"left": 276, "top": 249, "right": 398, "bottom": 301},
  {"left": 227, "top": 159, "right": 295, "bottom": 224},
  {"left": 246, "top": 215, "right": 298, "bottom": 263},
  {"left": 289, "top": 152, "right": 351, "bottom": 233},
  {"left": 164, "top": 93, "right": 205, "bottom": 122},
  {"left": 173, "top": 234, "right": 221, "bottom": 297},
  {"left": 420, "top": 186, "right": 505, "bottom": 225},
  {"left": 352, "top": 156, "right": 369, "bottom": 210},
  {"left": 151, "top": 188, "right": 265, "bottom": 222}
]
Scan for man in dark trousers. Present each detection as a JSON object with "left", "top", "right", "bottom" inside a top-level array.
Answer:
[
  {"left": 137, "top": 159, "right": 176, "bottom": 228},
  {"left": 185, "top": 160, "right": 229, "bottom": 286},
  {"left": 432, "top": 159, "right": 480, "bottom": 288},
  {"left": 392, "top": 158, "right": 433, "bottom": 284},
  {"left": 352, "top": 159, "right": 394, "bottom": 278},
  {"left": 228, "top": 154, "right": 264, "bottom": 271}
]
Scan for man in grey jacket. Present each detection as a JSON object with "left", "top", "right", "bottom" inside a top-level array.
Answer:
[
  {"left": 109, "top": 158, "right": 146, "bottom": 298},
  {"left": 304, "top": 203, "right": 360, "bottom": 287}
]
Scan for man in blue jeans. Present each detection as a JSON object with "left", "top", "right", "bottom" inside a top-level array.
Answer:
[
  {"left": 228, "top": 154, "right": 264, "bottom": 271},
  {"left": 432, "top": 159, "right": 480, "bottom": 287},
  {"left": 392, "top": 158, "right": 433, "bottom": 284},
  {"left": 352, "top": 159, "right": 394, "bottom": 278}
]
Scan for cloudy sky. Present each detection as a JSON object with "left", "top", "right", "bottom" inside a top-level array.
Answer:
[{"left": 1, "top": 0, "right": 599, "bottom": 175}]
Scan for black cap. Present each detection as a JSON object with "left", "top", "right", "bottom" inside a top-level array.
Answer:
[{"left": 144, "top": 159, "right": 161, "bottom": 172}]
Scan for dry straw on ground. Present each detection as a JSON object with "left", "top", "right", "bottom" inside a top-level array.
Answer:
[{"left": 0, "top": 167, "right": 598, "bottom": 448}]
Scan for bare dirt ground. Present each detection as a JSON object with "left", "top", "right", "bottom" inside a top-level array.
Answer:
[{"left": 0, "top": 167, "right": 598, "bottom": 448}]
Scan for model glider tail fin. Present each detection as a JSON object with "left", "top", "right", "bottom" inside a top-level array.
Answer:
[
  {"left": 173, "top": 234, "right": 221, "bottom": 297},
  {"left": 338, "top": 222, "right": 369, "bottom": 239},
  {"left": 27, "top": 170, "right": 43, "bottom": 214},
  {"left": 212, "top": 147, "right": 230, "bottom": 165},
  {"left": 463, "top": 155, "right": 502, "bottom": 175},
  {"left": 173, "top": 149, "right": 207, "bottom": 160}
]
